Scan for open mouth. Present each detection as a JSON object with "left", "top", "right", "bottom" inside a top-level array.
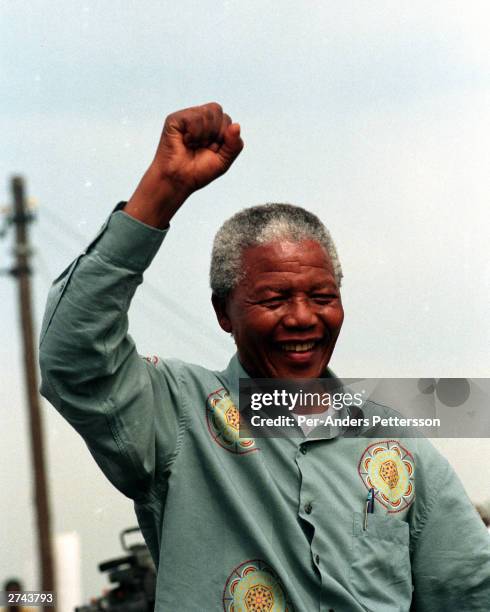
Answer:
[
  {"left": 274, "top": 339, "right": 328, "bottom": 365},
  {"left": 279, "top": 340, "right": 318, "bottom": 353}
]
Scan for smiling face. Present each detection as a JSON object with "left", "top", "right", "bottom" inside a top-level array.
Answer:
[{"left": 212, "top": 239, "right": 344, "bottom": 378}]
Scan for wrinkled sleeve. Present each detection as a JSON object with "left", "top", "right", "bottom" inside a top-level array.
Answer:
[
  {"left": 39, "top": 208, "right": 186, "bottom": 502},
  {"left": 410, "top": 457, "right": 490, "bottom": 611}
]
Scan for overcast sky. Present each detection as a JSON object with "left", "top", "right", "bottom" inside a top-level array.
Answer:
[{"left": 1, "top": 0, "right": 489, "bottom": 599}]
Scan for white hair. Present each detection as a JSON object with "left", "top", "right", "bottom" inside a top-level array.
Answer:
[{"left": 210, "top": 203, "right": 343, "bottom": 298}]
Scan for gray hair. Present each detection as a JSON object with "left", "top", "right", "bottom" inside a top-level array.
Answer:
[{"left": 210, "top": 202, "right": 343, "bottom": 298}]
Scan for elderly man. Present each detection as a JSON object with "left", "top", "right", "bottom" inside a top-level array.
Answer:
[{"left": 40, "top": 103, "right": 490, "bottom": 611}]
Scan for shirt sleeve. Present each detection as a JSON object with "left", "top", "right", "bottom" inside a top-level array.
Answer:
[
  {"left": 39, "top": 208, "right": 186, "bottom": 502},
  {"left": 410, "top": 456, "right": 490, "bottom": 610}
]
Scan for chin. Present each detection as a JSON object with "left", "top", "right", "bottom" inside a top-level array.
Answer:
[{"left": 272, "top": 361, "right": 327, "bottom": 380}]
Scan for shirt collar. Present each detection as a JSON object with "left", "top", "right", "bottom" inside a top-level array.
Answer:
[{"left": 220, "top": 353, "right": 350, "bottom": 441}]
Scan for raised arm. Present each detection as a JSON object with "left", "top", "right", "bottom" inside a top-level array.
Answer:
[
  {"left": 124, "top": 101, "right": 243, "bottom": 228},
  {"left": 39, "top": 102, "right": 243, "bottom": 500}
]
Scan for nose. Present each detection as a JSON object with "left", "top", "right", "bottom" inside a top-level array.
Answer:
[{"left": 282, "top": 297, "right": 318, "bottom": 329}]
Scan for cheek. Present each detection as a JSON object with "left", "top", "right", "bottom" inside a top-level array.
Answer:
[
  {"left": 240, "top": 311, "right": 281, "bottom": 339},
  {"left": 324, "top": 305, "right": 344, "bottom": 330},
  {"left": 335, "top": 306, "right": 345, "bottom": 326}
]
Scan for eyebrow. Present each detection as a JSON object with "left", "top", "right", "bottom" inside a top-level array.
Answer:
[
  {"left": 309, "top": 282, "right": 338, "bottom": 291},
  {"left": 253, "top": 281, "right": 338, "bottom": 294}
]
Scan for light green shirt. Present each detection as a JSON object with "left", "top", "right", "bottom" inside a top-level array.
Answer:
[{"left": 39, "top": 208, "right": 490, "bottom": 611}]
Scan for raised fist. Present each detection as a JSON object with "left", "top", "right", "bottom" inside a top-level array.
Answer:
[
  {"left": 125, "top": 102, "right": 243, "bottom": 228},
  {"left": 153, "top": 102, "right": 244, "bottom": 197}
]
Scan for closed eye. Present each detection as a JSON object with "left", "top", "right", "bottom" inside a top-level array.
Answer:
[
  {"left": 311, "top": 294, "right": 337, "bottom": 304},
  {"left": 258, "top": 296, "right": 286, "bottom": 308}
]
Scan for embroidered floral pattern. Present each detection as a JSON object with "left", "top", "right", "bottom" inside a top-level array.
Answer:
[
  {"left": 223, "top": 559, "right": 293, "bottom": 611},
  {"left": 358, "top": 440, "right": 415, "bottom": 512},
  {"left": 206, "top": 388, "right": 257, "bottom": 454}
]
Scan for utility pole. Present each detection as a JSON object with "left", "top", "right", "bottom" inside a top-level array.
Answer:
[{"left": 10, "top": 176, "right": 56, "bottom": 610}]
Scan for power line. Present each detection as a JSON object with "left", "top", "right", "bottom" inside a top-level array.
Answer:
[
  {"left": 132, "top": 293, "right": 230, "bottom": 359},
  {"left": 40, "top": 205, "right": 92, "bottom": 246},
  {"left": 36, "top": 245, "right": 224, "bottom": 359},
  {"left": 142, "top": 281, "right": 230, "bottom": 352},
  {"left": 35, "top": 248, "right": 58, "bottom": 289},
  {"left": 39, "top": 204, "right": 231, "bottom": 353}
]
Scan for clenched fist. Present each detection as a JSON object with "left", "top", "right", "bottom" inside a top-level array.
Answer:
[
  {"left": 156, "top": 102, "right": 243, "bottom": 192},
  {"left": 125, "top": 102, "right": 244, "bottom": 228}
]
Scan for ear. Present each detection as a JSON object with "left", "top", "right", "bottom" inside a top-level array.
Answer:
[{"left": 211, "top": 293, "right": 233, "bottom": 333}]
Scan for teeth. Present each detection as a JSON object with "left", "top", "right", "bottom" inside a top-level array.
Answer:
[{"left": 281, "top": 342, "right": 316, "bottom": 352}]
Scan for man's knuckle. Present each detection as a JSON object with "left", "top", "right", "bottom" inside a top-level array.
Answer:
[
  {"left": 191, "top": 114, "right": 204, "bottom": 128},
  {"left": 208, "top": 101, "right": 222, "bottom": 112}
]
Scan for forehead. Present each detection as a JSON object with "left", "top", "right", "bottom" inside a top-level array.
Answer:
[{"left": 240, "top": 239, "right": 336, "bottom": 283}]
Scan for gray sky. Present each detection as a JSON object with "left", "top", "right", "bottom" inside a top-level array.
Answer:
[{"left": 2, "top": 0, "right": 489, "bottom": 600}]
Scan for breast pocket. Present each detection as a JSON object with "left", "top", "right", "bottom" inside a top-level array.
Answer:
[{"left": 349, "top": 513, "right": 412, "bottom": 612}]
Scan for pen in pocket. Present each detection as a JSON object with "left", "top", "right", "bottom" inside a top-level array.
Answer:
[{"left": 363, "top": 487, "right": 375, "bottom": 530}]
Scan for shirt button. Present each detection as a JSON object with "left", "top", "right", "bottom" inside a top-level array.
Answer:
[
  {"left": 304, "top": 502, "right": 313, "bottom": 514},
  {"left": 315, "top": 554, "right": 320, "bottom": 564},
  {"left": 300, "top": 445, "right": 308, "bottom": 455}
]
